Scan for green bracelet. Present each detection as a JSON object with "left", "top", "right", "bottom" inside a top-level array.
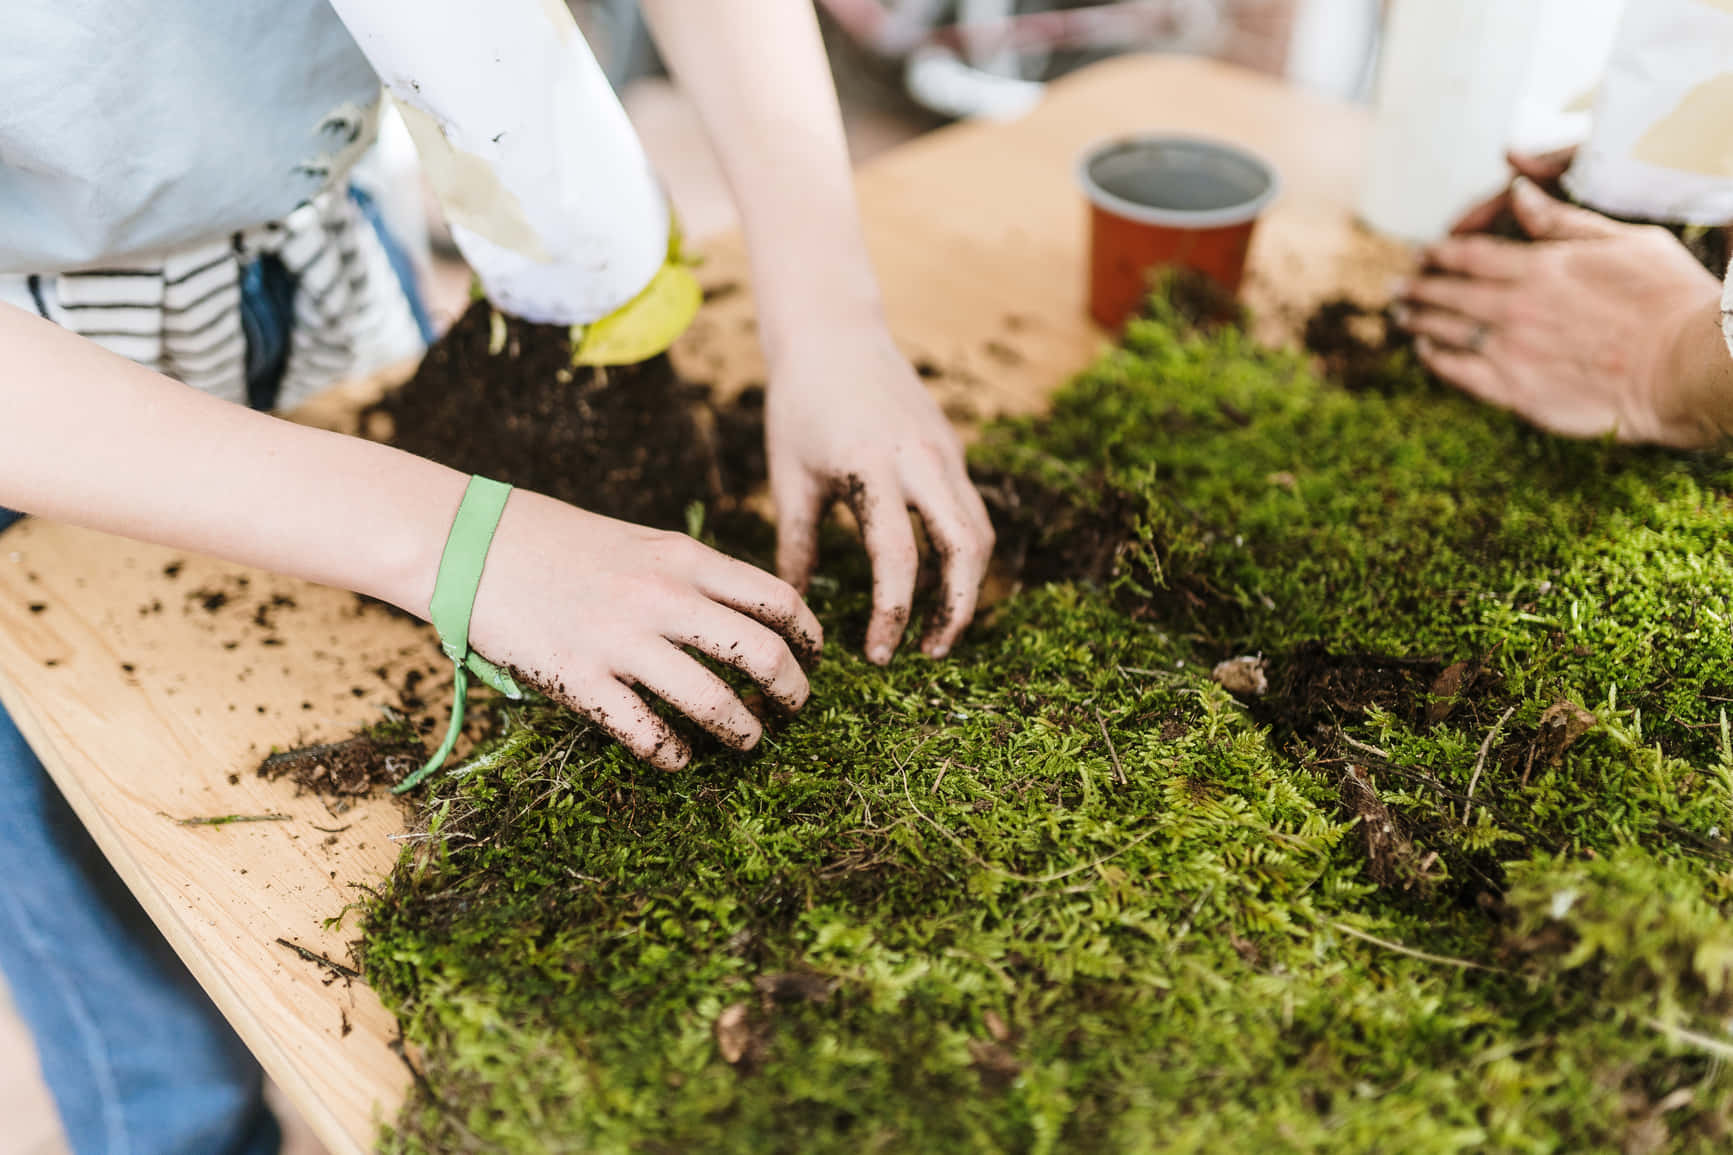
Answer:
[{"left": 394, "top": 475, "right": 526, "bottom": 794}]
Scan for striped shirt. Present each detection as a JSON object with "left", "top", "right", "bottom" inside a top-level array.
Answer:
[{"left": 0, "top": 188, "right": 424, "bottom": 410}]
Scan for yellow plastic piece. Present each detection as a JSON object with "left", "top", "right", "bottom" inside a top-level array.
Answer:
[{"left": 571, "top": 256, "right": 702, "bottom": 367}]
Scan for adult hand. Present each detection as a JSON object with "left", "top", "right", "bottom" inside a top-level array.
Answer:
[
  {"left": 766, "top": 320, "right": 994, "bottom": 664},
  {"left": 1393, "top": 177, "right": 1724, "bottom": 448},
  {"left": 467, "top": 490, "right": 824, "bottom": 770},
  {"left": 1450, "top": 148, "right": 1576, "bottom": 236}
]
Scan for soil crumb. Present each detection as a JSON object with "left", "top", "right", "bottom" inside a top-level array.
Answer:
[
  {"left": 1159, "top": 267, "right": 1248, "bottom": 332},
  {"left": 1248, "top": 642, "right": 1443, "bottom": 735},
  {"left": 257, "top": 724, "right": 426, "bottom": 799},
  {"left": 1303, "top": 298, "right": 1416, "bottom": 395}
]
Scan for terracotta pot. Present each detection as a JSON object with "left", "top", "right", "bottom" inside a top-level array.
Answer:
[{"left": 1079, "top": 135, "right": 1280, "bottom": 331}]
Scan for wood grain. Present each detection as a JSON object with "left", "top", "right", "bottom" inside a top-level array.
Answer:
[{"left": 0, "top": 57, "right": 1408, "bottom": 1155}]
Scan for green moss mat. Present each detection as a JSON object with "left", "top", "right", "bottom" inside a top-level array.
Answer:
[{"left": 358, "top": 297, "right": 1733, "bottom": 1153}]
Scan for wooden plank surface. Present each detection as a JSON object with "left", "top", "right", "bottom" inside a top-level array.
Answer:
[{"left": 0, "top": 57, "right": 1408, "bottom": 1155}]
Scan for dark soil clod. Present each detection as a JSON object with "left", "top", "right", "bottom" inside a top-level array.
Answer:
[
  {"left": 1303, "top": 298, "right": 1417, "bottom": 395},
  {"left": 256, "top": 723, "right": 426, "bottom": 798},
  {"left": 1247, "top": 642, "right": 1443, "bottom": 736},
  {"left": 1157, "top": 267, "right": 1247, "bottom": 332}
]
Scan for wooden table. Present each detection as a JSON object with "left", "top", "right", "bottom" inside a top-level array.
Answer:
[{"left": 0, "top": 57, "right": 1406, "bottom": 1155}]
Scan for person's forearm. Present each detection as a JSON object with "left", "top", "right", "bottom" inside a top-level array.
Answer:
[
  {"left": 639, "top": 0, "right": 883, "bottom": 358},
  {"left": 1660, "top": 298, "right": 1733, "bottom": 445},
  {"left": 0, "top": 303, "right": 458, "bottom": 613}
]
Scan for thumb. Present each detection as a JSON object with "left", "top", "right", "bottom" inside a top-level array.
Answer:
[
  {"left": 1507, "top": 147, "right": 1574, "bottom": 186},
  {"left": 1510, "top": 175, "right": 1619, "bottom": 241}
]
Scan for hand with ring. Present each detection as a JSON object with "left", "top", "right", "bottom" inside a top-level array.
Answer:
[{"left": 1392, "top": 175, "right": 1728, "bottom": 448}]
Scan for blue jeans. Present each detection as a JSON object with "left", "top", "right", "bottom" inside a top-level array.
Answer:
[
  {"left": 0, "top": 200, "right": 429, "bottom": 1153},
  {"left": 0, "top": 696, "right": 280, "bottom": 1154}
]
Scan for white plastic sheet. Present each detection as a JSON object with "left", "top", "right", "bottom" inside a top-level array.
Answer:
[
  {"left": 328, "top": 0, "right": 669, "bottom": 324},
  {"left": 1565, "top": 0, "right": 1733, "bottom": 226},
  {"left": 1358, "top": 0, "right": 1547, "bottom": 243}
]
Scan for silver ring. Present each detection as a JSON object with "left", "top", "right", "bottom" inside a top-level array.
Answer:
[{"left": 1467, "top": 323, "right": 1491, "bottom": 354}]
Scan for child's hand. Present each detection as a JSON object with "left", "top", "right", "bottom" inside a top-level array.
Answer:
[
  {"left": 633, "top": 0, "right": 992, "bottom": 664},
  {"left": 466, "top": 490, "right": 823, "bottom": 770},
  {"left": 765, "top": 322, "right": 995, "bottom": 664}
]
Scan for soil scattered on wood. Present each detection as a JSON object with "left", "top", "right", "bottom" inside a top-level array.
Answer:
[
  {"left": 256, "top": 718, "right": 425, "bottom": 798},
  {"left": 191, "top": 588, "right": 229, "bottom": 613}
]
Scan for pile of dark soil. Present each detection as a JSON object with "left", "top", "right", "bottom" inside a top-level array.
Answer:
[{"left": 367, "top": 301, "right": 768, "bottom": 531}]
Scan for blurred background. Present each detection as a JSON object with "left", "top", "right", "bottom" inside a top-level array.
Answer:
[{"left": 398, "top": 0, "right": 1631, "bottom": 329}]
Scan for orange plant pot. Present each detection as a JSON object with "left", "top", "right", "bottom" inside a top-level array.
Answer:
[{"left": 1079, "top": 135, "right": 1280, "bottom": 331}]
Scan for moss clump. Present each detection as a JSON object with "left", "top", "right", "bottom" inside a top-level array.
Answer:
[{"left": 358, "top": 295, "right": 1733, "bottom": 1153}]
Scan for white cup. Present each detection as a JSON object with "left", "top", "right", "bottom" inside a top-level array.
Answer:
[{"left": 1358, "top": 0, "right": 1546, "bottom": 243}]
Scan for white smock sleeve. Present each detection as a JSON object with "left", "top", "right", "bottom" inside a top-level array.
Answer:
[
  {"left": 1723, "top": 263, "right": 1733, "bottom": 363},
  {"left": 326, "top": 0, "right": 670, "bottom": 327},
  {"left": 1563, "top": 0, "right": 1733, "bottom": 228},
  {"left": 1560, "top": 0, "right": 1733, "bottom": 359}
]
